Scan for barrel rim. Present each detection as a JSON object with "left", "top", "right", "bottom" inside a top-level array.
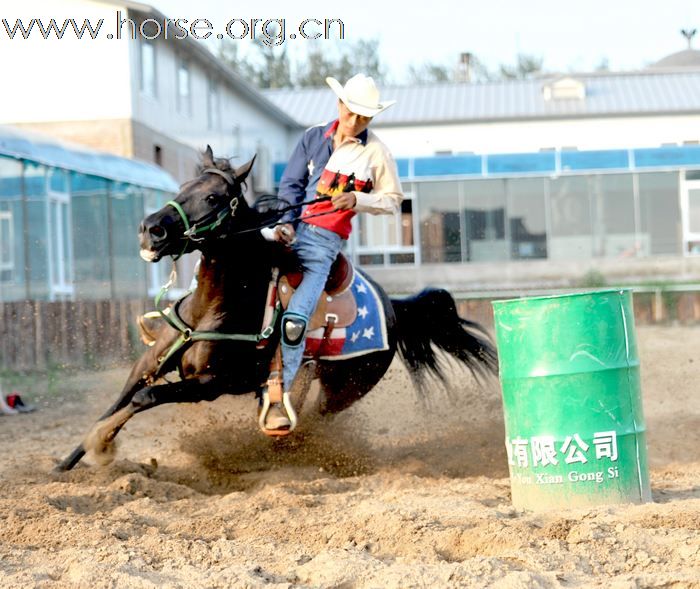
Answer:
[{"left": 492, "top": 288, "right": 631, "bottom": 308}]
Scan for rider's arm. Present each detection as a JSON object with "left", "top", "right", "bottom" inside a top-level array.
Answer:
[
  {"left": 277, "top": 132, "right": 310, "bottom": 224},
  {"left": 353, "top": 147, "right": 403, "bottom": 216}
]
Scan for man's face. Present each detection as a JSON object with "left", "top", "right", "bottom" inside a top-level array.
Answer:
[{"left": 337, "top": 100, "right": 373, "bottom": 138}]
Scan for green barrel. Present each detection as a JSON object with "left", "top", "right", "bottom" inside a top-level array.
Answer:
[{"left": 492, "top": 289, "right": 651, "bottom": 510}]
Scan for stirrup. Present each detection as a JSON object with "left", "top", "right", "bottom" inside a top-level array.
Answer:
[{"left": 258, "top": 381, "right": 298, "bottom": 437}]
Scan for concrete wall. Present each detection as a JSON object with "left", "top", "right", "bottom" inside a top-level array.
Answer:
[
  {"left": 131, "top": 120, "right": 198, "bottom": 184},
  {"left": 365, "top": 255, "right": 700, "bottom": 294},
  {"left": 13, "top": 119, "right": 133, "bottom": 158}
]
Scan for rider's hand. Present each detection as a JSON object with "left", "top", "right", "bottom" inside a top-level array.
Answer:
[
  {"left": 331, "top": 192, "right": 357, "bottom": 211},
  {"left": 274, "top": 224, "right": 296, "bottom": 245}
]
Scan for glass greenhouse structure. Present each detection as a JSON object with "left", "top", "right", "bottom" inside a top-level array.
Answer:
[
  {"left": 276, "top": 145, "right": 700, "bottom": 268},
  {"left": 0, "top": 126, "right": 178, "bottom": 302}
]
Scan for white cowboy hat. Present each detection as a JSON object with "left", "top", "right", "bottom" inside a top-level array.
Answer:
[{"left": 326, "top": 74, "right": 396, "bottom": 117}]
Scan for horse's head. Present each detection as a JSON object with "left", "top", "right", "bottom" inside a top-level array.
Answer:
[{"left": 139, "top": 145, "right": 255, "bottom": 262}]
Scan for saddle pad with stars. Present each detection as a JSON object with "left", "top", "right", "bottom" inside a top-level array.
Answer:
[{"left": 303, "top": 270, "right": 389, "bottom": 361}]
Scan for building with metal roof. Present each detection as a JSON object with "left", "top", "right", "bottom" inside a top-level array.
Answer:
[
  {"left": 1, "top": 0, "right": 301, "bottom": 191},
  {"left": 650, "top": 48, "right": 700, "bottom": 69},
  {"left": 264, "top": 69, "right": 700, "bottom": 158},
  {"left": 265, "top": 70, "right": 700, "bottom": 128},
  {"left": 265, "top": 53, "right": 700, "bottom": 292}
]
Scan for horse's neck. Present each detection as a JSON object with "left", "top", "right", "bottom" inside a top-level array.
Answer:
[
  {"left": 192, "top": 247, "right": 273, "bottom": 316},
  {"left": 187, "top": 211, "right": 276, "bottom": 325}
]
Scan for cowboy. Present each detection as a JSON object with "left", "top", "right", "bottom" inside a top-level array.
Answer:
[{"left": 260, "top": 73, "right": 404, "bottom": 431}]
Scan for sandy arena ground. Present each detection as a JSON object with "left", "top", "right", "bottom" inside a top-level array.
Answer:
[{"left": 1, "top": 325, "right": 700, "bottom": 588}]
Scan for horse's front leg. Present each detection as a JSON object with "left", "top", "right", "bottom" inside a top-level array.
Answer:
[
  {"left": 79, "top": 374, "right": 221, "bottom": 467},
  {"left": 55, "top": 343, "right": 174, "bottom": 472}
]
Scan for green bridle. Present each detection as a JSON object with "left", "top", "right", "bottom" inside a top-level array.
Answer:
[
  {"left": 166, "top": 167, "right": 241, "bottom": 259},
  {"left": 149, "top": 167, "right": 279, "bottom": 378}
]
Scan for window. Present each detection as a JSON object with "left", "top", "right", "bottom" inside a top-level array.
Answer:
[
  {"left": 638, "top": 173, "right": 681, "bottom": 256},
  {"left": 111, "top": 183, "right": 148, "bottom": 298},
  {"left": 47, "top": 168, "right": 73, "bottom": 299},
  {"left": 71, "top": 173, "right": 110, "bottom": 298},
  {"left": 207, "top": 76, "right": 221, "bottom": 130},
  {"left": 24, "top": 162, "right": 50, "bottom": 299},
  {"left": 353, "top": 183, "right": 416, "bottom": 265},
  {"left": 463, "top": 180, "right": 508, "bottom": 261},
  {"left": 176, "top": 57, "right": 191, "bottom": 115},
  {"left": 548, "top": 173, "right": 649, "bottom": 260},
  {"left": 507, "top": 177, "right": 547, "bottom": 260},
  {"left": 0, "top": 157, "right": 22, "bottom": 296},
  {"left": 591, "top": 174, "right": 636, "bottom": 257},
  {"left": 0, "top": 211, "right": 13, "bottom": 281},
  {"left": 548, "top": 175, "right": 593, "bottom": 259},
  {"left": 140, "top": 40, "right": 157, "bottom": 98},
  {"left": 417, "top": 182, "right": 461, "bottom": 263}
]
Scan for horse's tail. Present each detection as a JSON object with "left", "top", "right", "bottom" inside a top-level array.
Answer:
[{"left": 390, "top": 288, "right": 498, "bottom": 389}]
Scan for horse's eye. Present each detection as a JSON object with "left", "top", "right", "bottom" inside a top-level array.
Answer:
[{"left": 206, "top": 194, "right": 218, "bottom": 204}]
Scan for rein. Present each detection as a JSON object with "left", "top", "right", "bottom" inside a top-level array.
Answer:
[
  {"left": 151, "top": 167, "right": 274, "bottom": 376},
  {"left": 224, "top": 195, "right": 334, "bottom": 236},
  {"left": 150, "top": 168, "right": 337, "bottom": 377},
  {"left": 153, "top": 284, "right": 280, "bottom": 378},
  {"left": 166, "top": 168, "right": 334, "bottom": 246}
]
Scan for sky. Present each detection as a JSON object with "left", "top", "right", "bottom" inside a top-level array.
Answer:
[{"left": 151, "top": 0, "right": 699, "bottom": 82}]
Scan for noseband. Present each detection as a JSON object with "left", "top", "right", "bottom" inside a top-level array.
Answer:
[{"left": 165, "top": 168, "right": 240, "bottom": 256}]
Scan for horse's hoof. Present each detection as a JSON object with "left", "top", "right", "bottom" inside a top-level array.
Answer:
[
  {"left": 83, "top": 423, "right": 119, "bottom": 466},
  {"left": 90, "top": 439, "right": 118, "bottom": 466}
]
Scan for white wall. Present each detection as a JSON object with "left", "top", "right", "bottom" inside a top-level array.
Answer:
[
  {"left": 374, "top": 114, "right": 700, "bottom": 158},
  {"left": 129, "top": 35, "right": 291, "bottom": 172},
  {"left": 1, "top": 0, "right": 293, "bottom": 175},
  {"left": 0, "top": 0, "right": 132, "bottom": 122}
]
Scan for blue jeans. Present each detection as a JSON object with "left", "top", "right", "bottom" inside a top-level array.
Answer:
[{"left": 282, "top": 222, "right": 343, "bottom": 391}]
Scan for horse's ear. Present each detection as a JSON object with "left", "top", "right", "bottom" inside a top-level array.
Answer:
[
  {"left": 202, "top": 145, "right": 215, "bottom": 168},
  {"left": 234, "top": 155, "right": 256, "bottom": 183}
]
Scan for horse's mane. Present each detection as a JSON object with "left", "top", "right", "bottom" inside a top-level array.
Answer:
[{"left": 196, "top": 156, "right": 235, "bottom": 175}]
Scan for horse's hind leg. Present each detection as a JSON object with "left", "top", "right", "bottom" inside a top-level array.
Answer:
[{"left": 317, "top": 350, "right": 395, "bottom": 415}]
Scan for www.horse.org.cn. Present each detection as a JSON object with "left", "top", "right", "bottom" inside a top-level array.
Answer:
[{"left": 1, "top": 12, "right": 345, "bottom": 46}]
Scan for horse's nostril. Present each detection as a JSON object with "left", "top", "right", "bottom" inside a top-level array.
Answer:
[{"left": 149, "top": 225, "right": 167, "bottom": 240}]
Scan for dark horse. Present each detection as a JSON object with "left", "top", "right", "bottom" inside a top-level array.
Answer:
[{"left": 55, "top": 147, "right": 497, "bottom": 471}]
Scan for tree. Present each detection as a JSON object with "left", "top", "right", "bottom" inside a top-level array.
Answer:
[
  {"left": 595, "top": 58, "right": 610, "bottom": 72},
  {"left": 407, "top": 63, "right": 451, "bottom": 84},
  {"left": 217, "top": 40, "right": 258, "bottom": 82},
  {"left": 217, "top": 25, "right": 292, "bottom": 89},
  {"left": 297, "top": 39, "right": 385, "bottom": 87},
  {"left": 499, "top": 53, "right": 543, "bottom": 80},
  {"left": 407, "top": 54, "right": 492, "bottom": 84},
  {"left": 296, "top": 46, "right": 337, "bottom": 87},
  {"left": 255, "top": 41, "right": 292, "bottom": 89},
  {"left": 348, "top": 39, "right": 383, "bottom": 82},
  {"left": 218, "top": 37, "right": 546, "bottom": 89}
]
